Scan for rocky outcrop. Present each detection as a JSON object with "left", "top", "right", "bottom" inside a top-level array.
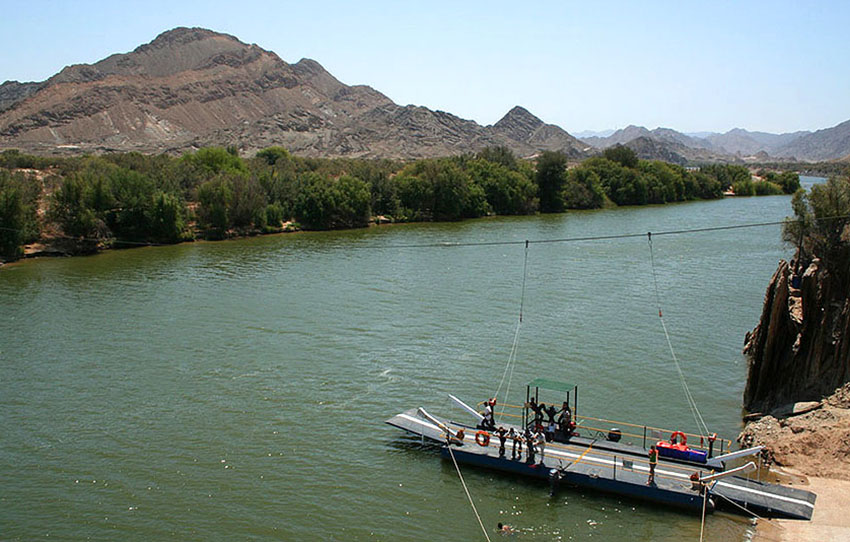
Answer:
[
  {"left": 743, "top": 254, "right": 850, "bottom": 412},
  {"left": 738, "top": 383, "right": 850, "bottom": 479}
]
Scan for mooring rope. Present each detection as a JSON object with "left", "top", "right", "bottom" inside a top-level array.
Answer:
[
  {"left": 647, "top": 232, "right": 711, "bottom": 438},
  {"left": 493, "top": 240, "right": 529, "bottom": 421},
  {"left": 699, "top": 485, "right": 709, "bottom": 542},
  {"left": 710, "top": 488, "right": 786, "bottom": 531},
  {"left": 445, "top": 443, "right": 492, "bottom": 542}
]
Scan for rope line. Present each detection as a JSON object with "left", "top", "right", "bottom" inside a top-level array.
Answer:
[
  {"left": 493, "top": 241, "right": 529, "bottom": 421},
  {"left": 699, "top": 485, "right": 709, "bottom": 542},
  {"left": 647, "top": 233, "right": 710, "bottom": 437},
  {"left": 445, "top": 444, "right": 492, "bottom": 542},
  {"left": 710, "top": 488, "right": 785, "bottom": 531}
]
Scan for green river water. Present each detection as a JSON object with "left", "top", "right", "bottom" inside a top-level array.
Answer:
[{"left": 0, "top": 178, "right": 823, "bottom": 541}]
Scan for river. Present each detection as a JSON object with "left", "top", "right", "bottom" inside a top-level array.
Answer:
[{"left": 0, "top": 177, "right": 823, "bottom": 541}]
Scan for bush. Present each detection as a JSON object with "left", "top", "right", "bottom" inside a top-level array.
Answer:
[
  {"left": 467, "top": 159, "right": 536, "bottom": 215},
  {"left": 293, "top": 173, "right": 371, "bottom": 230},
  {"left": 754, "top": 181, "right": 784, "bottom": 196},
  {"left": 732, "top": 179, "right": 756, "bottom": 196},
  {"left": 563, "top": 167, "right": 605, "bottom": 209}
]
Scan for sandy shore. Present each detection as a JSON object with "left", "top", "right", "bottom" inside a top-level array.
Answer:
[{"left": 754, "top": 475, "right": 850, "bottom": 542}]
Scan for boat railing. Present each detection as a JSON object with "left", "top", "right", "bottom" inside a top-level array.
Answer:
[
  {"left": 478, "top": 400, "right": 732, "bottom": 455},
  {"left": 442, "top": 426, "right": 706, "bottom": 484}
]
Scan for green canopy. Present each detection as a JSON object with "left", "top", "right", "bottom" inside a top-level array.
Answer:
[{"left": 526, "top": 378, "right": 575, "bottom": 393}]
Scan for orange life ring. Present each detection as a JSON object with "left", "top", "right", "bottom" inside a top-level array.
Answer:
[
  {"left": 670, "top": 431, "right": 687, "bottom": 445},
  {"left": 475, "top": 430, "right": 491, "bottom": 447}
]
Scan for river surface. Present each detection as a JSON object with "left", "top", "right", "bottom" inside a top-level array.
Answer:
[{"left": 0, "top": 178, "right": 823, "bottom": 541}]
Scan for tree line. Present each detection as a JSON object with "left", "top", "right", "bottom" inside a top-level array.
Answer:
[{"left": 0, "top": 145, "right": 801, "bottom": 261}]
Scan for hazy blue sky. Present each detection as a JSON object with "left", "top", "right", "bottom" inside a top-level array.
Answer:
[{"left": 2, "top": 0, "right": 848, "bottom": 134}]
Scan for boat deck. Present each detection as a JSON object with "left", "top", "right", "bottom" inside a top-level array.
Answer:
[{"left": 386, "top": 408, "right": 816, "bottom": 520}]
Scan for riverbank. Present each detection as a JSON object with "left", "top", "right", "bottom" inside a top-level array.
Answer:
[{"left": 741, "top": 384, "right": 850, "bottom": 541}]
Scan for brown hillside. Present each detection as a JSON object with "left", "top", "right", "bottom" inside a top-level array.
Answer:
[{"left": 0, "top": 27, "right": 587, "bottom": 160}]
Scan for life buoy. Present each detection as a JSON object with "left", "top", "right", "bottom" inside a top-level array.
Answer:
[
  {"left": 475, "top": 430, "right": 491, "bottom": 447},
  {"left": 670, "top": 431, "right": 687, "bottom": 445}
]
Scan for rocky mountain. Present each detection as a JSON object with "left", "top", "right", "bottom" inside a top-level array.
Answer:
[
  {"left": 0, "top": 27, "right": 587, "bottom": 159},
  {"left": 491, "top": 106, "right": 589, "bottom": 158},
  {"left": 581, "top": 122, "right": 850, "bottom": 162},
  {"left": 705, "top": 128, "right": 809, "bottom": 156},
  {"left": 773, "top": 120, "right": 850, "bottom": 162},
  {"left": 583, "top": 125, "right": 735, "bottom": 163},
  {"left": 582, "top": 125, "right": 651, "bottom": 148}
]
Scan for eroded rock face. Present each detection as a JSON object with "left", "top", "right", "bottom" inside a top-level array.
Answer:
[{"left": 744, "top": 255, "right": 850, "bottom": 412}]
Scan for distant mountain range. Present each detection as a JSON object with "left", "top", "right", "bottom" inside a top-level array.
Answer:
[
  {"left": 580, "top": 123, "right": 850, "bottom": 163},
  {"left": 0, "top": 27, "right": 848, "bottom": 163}
]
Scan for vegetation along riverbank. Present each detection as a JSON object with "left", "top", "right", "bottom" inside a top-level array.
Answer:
[{"left": 0, "top": 144, "right": 801, "bottom": 264}]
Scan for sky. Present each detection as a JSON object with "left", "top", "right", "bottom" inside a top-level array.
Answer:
[{"left": 1, "top": 0, "right": 849, "bottom": 135}]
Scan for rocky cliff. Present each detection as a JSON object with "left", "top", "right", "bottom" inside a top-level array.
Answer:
[{"left": 743, "top": 253, "right": 850, "bottom": 412}]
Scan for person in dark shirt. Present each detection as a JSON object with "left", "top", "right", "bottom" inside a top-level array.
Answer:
[
  {"left": 496, "top": 426, "right": 507, "bottom": 458},
  {"left": 546, "top": 404, "right": 557, "bottom": 425}
]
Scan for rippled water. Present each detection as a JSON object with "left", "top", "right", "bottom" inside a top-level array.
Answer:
[{"left": 0, "top": 179, "right": 822, "bottom": 540}]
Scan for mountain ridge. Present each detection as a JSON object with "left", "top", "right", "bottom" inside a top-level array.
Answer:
[
  {"left": 1, "top": 27, "right": 848, "bottom": 162},
  {"left": 0, "top": 27, "right": 587, "bottom": 160}
]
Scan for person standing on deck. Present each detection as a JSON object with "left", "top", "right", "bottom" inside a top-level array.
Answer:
[
  {"left": 545, "top": 404, "right": 557, "bottom": 425},
  {"left": 524, "top": 429, "right": 536, "bottom": 463},
  {"left": 510, "top": 428, "right": 521, "bottom": 460},
  {"left": 496, "top": 426, "right": 507, "bottom": 458},
  {"left": 647, "top": 444, "right": 658, "bottom": 485},
  {"left": 536, "top": 429, "right": 546, "bottom": 465},
  {"left": 558, "top": 401, "right": 573, "bottom": 438},
  {"left": 481, "top": 398, "right": 496, "bottom": 430}
]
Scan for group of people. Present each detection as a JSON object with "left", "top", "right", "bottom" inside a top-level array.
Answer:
[
  {"left": 488, "top": 426, "right": 547, "bottom": 465},
  {"left": 527, "top": 397, "right": 575, "bottom": 441}
]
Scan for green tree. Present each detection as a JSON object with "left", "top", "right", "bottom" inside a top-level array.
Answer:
[
  {"left": 603, "top": 145, "right": 639, "bottom": 168},
  {"left": 0, "top": 170, "right": 40, "bottom": 260},
  {"left": 150, "top": 191, "right": 187, "bottom": 243},
  {"left": 536, "top": 151, "right": 567, "bottom": 213},
  {"left": 563, "top": 167, "right": 605, "bottom": 209},
  {"left": 197, "top": 176, "right": 234, "bottom": 237},
  {"left": 783, "top": 176, "right": 850, "bottom": 279},
  {"left": 256, "top": 146, "right": 291, "bottom": 166},
  {"left": 467, "top": 159, "right": 537, "bottom": 215},
  {"left": 776, "top": 171, "right": 801, "bottom": 194},
  {"left": 477, "top": 146, "right": 518, "bottom": 170},
  {"left": 293, "top": 173, "right": 371, "bottom": 230},
  {"left": 49, "top": 175, "right": 100, "bottom": 239}
]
